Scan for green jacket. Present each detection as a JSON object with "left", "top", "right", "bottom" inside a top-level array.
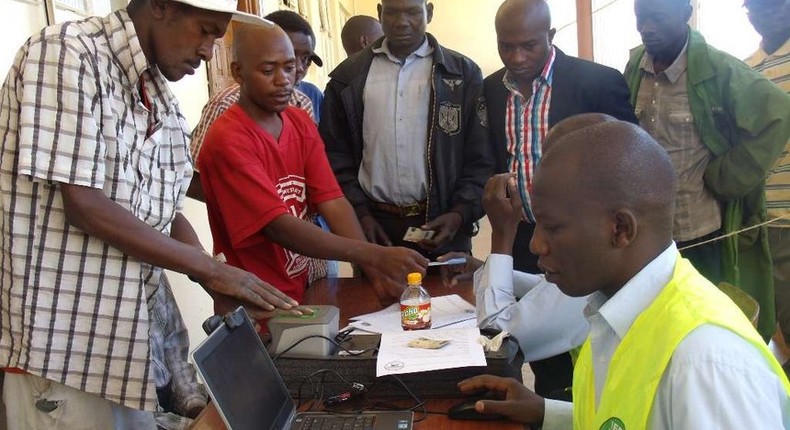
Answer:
[{"left": 624, "top": 29, "right": 790, "bottom": 339}]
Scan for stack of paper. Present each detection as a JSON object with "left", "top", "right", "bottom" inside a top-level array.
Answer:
[{"left": 376, "top": 327, "right": 487, "bottom": 376}]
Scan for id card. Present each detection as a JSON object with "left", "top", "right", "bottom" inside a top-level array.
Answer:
[{"left": 403, "top": 227, "right": 435, "bottom": 242}]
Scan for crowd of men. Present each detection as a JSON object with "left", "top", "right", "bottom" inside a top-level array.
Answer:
[{"left": 0, "top": 0, "right": 788, "bottom": 428}]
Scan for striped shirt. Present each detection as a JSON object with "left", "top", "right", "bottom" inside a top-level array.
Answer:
[
  {"left": 189, "top": 83, "right": 314, "bottom": 168},
  {"left": 746, "top": 39, "right": 790, "bottom": 227},
  {"left": 503, "top": 46, "right": 556, "bottom": 222},
  {"left": 0, "top": 10, "right": 192, "bottom": 410}
]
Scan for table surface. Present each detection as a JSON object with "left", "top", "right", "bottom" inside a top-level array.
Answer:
[{"left": 190, "top": 276, "right": 523, "bottom": 430}]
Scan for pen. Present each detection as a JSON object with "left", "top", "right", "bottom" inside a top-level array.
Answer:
[{"left": 427, "top": 257, "right": 467, "bottom": 267}]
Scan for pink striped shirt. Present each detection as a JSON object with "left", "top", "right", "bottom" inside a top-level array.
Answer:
[{"left": 503, "top": 47, "right": 556, "bottom": 222}]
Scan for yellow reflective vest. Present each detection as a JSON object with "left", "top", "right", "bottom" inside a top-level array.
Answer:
[{"left": 572, "top": 255, "right": 790, "bottom": 430}]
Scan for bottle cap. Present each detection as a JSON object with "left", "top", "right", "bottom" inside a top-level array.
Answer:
[{"left": 407, "top": 272, "right": 422, "bottom": 285}]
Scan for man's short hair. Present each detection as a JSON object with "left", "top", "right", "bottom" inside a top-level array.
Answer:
[{"left": 264, "top": 10, "right": 315, "bottom": 44}]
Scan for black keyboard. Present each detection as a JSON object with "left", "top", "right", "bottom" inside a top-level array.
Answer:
[{"left": 293, "top": 414, "right": 376, "bottom": 430}]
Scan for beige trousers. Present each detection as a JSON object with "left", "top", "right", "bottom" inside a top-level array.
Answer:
[{"left": 2, "top": 372, "right": 156, "bottom": 430}]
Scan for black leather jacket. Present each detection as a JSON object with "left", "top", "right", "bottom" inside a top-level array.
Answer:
[{"left": 319, "top": 34, "right": 493, "bottom": 237}]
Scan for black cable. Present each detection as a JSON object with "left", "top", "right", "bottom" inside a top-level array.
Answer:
[
  {"left": 271, "top": 334, "right": 376, "bottom": 361},
  {"left": 364, "top": 375, "right": 427, "bottom": 422}
]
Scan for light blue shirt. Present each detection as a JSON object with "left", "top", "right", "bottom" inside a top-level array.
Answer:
[
  {"left": 540, "top": 243, "right": 790, "bottom": 429},
  {"left": 474, "top": 254, "right": 589, "bottom": 362},
  {"left": 360, "top": 37, "right": 433, "bottom": 205}
]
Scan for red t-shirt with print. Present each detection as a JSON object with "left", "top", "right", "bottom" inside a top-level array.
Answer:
[{"left": 198, "top": 105, "right": 343, "bottom": 304}]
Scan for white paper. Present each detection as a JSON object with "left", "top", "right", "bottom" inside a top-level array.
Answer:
[
  {"left": 347, "top": 294, "right": 477, "bottom": 334},
  {"left": 376, "top": 327, "right": 487, "bottom": 376}
]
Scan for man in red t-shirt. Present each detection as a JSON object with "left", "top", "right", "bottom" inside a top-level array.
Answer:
[{"left": 198, "top": 24, "right": 427, "bottom": 311}]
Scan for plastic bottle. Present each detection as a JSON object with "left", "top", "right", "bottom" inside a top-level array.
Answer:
[{"left": 400, "top": 272, "right": 431, "bottom": 330}]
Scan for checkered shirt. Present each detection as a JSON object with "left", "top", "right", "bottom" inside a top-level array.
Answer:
[
  {"left": 189, "top": 83, "right": 315, "bottom": 168},
  {"left": 0, "top": 9, "right": 192, "bottom": 410},
  {"left": 503, "top": 47, "right": 556, "bottom": 222}
]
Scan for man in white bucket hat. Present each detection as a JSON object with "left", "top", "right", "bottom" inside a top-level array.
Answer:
[{"left": 0, "top": 1, "right": 297, "bottom": 429}]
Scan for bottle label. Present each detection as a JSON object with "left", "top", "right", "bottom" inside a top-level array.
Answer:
[{"left": 401, "top": 302, "right": 431, "bottom": 330}]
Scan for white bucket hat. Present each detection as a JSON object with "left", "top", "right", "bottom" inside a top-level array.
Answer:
[{"left": 171, "top": 0, "right": 272, "bottom": 26}]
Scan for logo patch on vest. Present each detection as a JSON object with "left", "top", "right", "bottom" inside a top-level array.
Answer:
[
  {"left": 442, "top": 78, "right": 462, "bottom": 91},
  {"left": 600, "top": 417, "right": 625, "bottom": 430},
  {"left": 438, "top": 102, "right": 461, "bottom": 136}
]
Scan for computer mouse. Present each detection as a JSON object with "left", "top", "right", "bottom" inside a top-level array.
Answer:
[{"left": 447, "top": 398, "right": 504, "bottom": 421}]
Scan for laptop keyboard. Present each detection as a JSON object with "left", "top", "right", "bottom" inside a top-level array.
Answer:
[{"left": 293, "top": 414, "right": 376, "bottom": 430}]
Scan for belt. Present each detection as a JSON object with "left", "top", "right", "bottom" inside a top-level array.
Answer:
[{"left": 371, "top": 200, "right": 426, "bottom": 217}]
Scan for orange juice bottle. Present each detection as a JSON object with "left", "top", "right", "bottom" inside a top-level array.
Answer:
[{"left": 400, "top": 272, "right": 431, "bottom": 330}]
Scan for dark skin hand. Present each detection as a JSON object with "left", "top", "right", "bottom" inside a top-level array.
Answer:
[
  {"left": 458, "top": 374, "right": 545, "bottom": 427},
  {"left": 436, "top": 251, "right": 483, "bottom": 287},
  {"left": 60, "top": 184, "right": 300, "bottom": 320},
  {"left": 436, "top": 173, "right": 521, "bottom": 287},
  {"left": 483, "top": 173, "right": 522, "bottom": 255},
  {"left": 360, "top": 214, "right": 393, "bottom": 246},
  {"left": 419, "top": 211, "right": 464, "bottom": 251}
]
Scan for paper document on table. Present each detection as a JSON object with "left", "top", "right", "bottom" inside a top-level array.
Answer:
[
  {"left": 376, "top": 327, "right": 486, "bottom": 376},
  {"left": 347, "top": 294, "right": 477, "bottom": 334}
]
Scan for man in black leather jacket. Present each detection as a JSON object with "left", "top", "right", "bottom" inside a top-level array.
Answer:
[{"left": 319, "top": 0, "right": 494, "bottom": 259}]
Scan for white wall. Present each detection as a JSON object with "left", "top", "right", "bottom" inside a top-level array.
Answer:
[{"left": 0, "top": 0, "right": 48, "bottom": 83}]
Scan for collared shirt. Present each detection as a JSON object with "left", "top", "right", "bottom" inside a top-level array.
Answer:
[
  {"left": 297, "top": 81, "right": 324, "bottom": 123},
  {"left": 473, "top": 252, "right": 589, "bottom": 362},
  {"left": 746, "top": 38, "right": 790, "bottom": 227},
  {"left": 502, "top": 47, "right": 556, "bottom": 222},
  {"left": 0, "top": 9, "right": 191, "bottom": 409},
  {"left": 636, "top": 39, "right": 721, "bottom": 241},
  {"left": 189, "top": 83, "right": 315, "bottom": 169},
  {"left": 360, "top": 37, "right": 433, "bottom": 205},
  {"left": 542, "top": 243, "right": 790, "bottom": 429}
]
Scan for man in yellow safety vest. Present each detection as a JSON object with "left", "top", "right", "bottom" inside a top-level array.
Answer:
[{"left": 458, "top": 114, "right": 790, "bottom": 429}]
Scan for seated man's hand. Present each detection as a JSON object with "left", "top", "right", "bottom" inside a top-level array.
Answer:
[
  {"left": 437, "top": 251, "right": 483, "bottom": 287},
  {"left": 483, "top": 173, "right": 523, "bottom": 254},
  {"left": 457, "top": 375, "right": 545, "bottom": 425},
  {"left": 361, "top": 247, "right": 428, "bottom": 304},
  {"left": 360, "top": 214, "right": 392, "bottom": 246},
  {"left": 200, "top": 262, "right": 301, "bottom": 320},
  {"left": 418, "top": 212, "right": 463, "bottom": 251}
]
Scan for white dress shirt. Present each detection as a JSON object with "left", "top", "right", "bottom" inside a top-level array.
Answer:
[
  {"left": 541, "top": 243, "right": 790, "bottom": 429},
  {"left": 474, "top": 254, "right": 589, "bottom": 362},
  {"left": 360, "top": 37, "right": 433, "bottom": 205}
]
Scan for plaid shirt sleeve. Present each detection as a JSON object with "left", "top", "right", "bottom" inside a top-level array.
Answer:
[
  {"left": 16, "top": 29, "right": 105, "bottom": 187},
  {"left": 190, "top": 84, "right": 240, "bottom": 168}
]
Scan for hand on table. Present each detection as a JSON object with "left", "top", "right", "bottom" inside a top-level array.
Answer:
[
  {"left": 436, "top": 251, "right": 484, "bottom": 287},
  {"left": 360, "top": 214, "right": 392, "bottom": 246},
  {"left": 360, "top": 246, "right": 428, "bottom": 305},
  {"left": 418, "top": 212, "right": 464, "bottom": 251},
  {"left": 457, "top": 375, "right": 545, "bottom": 426}
]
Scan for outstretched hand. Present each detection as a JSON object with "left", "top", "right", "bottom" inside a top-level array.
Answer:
[
  {"left": 200, "top": 262, "right": 301, "bottom": 320},
  {"left": 418, "top": 212, "right": 464, "bottom": 251},
  {"left": 457, "top": 375, "right": 545, "bottom": 426},
  {"left": 436, "top": 251, "right": 484, "bottom": 287},
  {"left": 360, "top": 246, "right": 429, "bottom": 305}
]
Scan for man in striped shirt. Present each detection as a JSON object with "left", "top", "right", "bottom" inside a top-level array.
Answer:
[
  {"left": 0, "top": 1, "right": 299, "bottom": 428},
  {"left": 482, "top": 0, "right": 636, "bottom": 398},
  {"left": 744, "top": 0, "right": 790, "bottom": 368}
]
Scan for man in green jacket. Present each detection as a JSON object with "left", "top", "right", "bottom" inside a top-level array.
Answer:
[{"left": 624, "top": 0, "right": 790, "bottom": 339}]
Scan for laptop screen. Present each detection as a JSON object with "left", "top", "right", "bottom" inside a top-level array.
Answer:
[{"left": 193, "top": 311, "right": 296, "bottom": 430}]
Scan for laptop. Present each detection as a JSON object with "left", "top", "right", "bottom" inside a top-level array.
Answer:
[{"left": 192, "top": 308, "right": 414, "bottom": 430}]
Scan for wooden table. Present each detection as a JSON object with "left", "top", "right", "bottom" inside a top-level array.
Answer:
[{"left": 191, "top": 276, "right": 523, "bottom": 430}]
